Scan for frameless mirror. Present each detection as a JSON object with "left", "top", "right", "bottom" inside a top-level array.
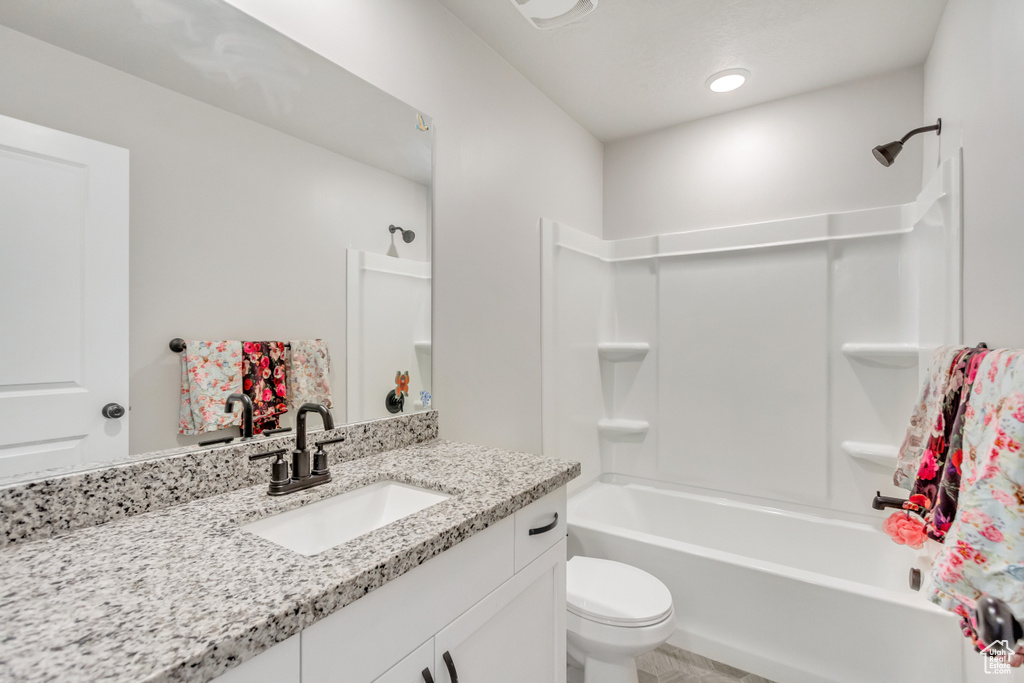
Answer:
[{"left": 0, "top": 0, "right": 432, "bottom": 481}]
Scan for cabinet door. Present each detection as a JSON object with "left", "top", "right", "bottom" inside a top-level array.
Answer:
[
  {"left": 302, "top": 516, "right": 514, "bottom": 682},
  {"left": 374, "top": 639, "right": 434, "bottom": 683},
  {"left": 434, "top": 540, "right": 566, "bottom": 683}
]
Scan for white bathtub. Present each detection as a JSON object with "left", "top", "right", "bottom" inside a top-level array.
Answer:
[{"left": 567, "top": 479, "right": 965, "bottom": 683}]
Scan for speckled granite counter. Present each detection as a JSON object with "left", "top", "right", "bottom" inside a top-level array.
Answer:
[{"left": 0, "top": 440, "right": 579, "bottom": 683}]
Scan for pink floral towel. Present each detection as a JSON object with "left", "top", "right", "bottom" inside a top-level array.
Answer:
[
  {"left": 928, "top": 350, "right": 1024, "bottom": 628},
  {"left": 894, "top": 345, "right": 968, "bottom": 490},
  {"left": 178, "top": 341, "right": 244, "bottom": 435},
  {"left": 286, "top": 340, "right": 333, "bottom": 410},
  {"left": 242, "top": 342, "right": 288, "bottom": 434}
]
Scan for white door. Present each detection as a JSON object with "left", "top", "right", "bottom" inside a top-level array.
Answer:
[
  {"left": 0, "top": 114, "right": 129, "bottom": 477},
  {"left": 434, "top": 541, "right": 565, "bottom": 683}
]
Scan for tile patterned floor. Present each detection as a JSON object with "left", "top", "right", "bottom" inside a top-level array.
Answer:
[{"left": 635, "top": 644, "right": 775, "bottom": 683}]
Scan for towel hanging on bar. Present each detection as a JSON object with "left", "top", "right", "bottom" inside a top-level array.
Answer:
[
  {"left": 928, "top": 349, "right": 1024, "bottom": 647},
  {"left": 286, "top": 340, "right": 333, "bottom": 410},
  {"left": 178, "top": 341, "right": 244, "bottom": 435},
  {"left": 241, "top": 342, "right": 288, "bottom": 434}
]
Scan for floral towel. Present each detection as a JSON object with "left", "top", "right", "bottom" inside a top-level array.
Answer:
[
  {"left": 928, "top": 349, "right": 1024, "bottom": 629},
  {"left": 907, "top": 348, "right": 973, "bottom": 536},
  {"left": 242, "top": 341, "right": 288, "bottom": 433},
  {"left": 927, "top": 349, "right": 990, "bottom": 540},
  {"left": 894, "top": 345, "right": 969, "bottom": 490},
  {"left": 178, "top": 341, "right": 244, "bottom": 435},
  {"left": 286, "top": 340, "right": 332, "bottom": 410}
]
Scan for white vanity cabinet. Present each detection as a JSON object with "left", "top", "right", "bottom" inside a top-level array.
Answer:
[
  {"left": 298, "top": 486, "right": 567, "bottom": 683},
  {"left": 432, "top": 542, "right": 565, "bottom": 682},
  {"left": 373, "top": 639, "right": 434, "bottom": 683}
]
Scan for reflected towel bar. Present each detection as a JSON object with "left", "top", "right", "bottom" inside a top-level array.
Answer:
[{"left": 170, "top": 338, "right": 304, "bottom": 353}]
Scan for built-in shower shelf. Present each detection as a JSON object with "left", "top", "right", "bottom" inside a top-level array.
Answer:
[
  {"left": 841, "top": 343, "right": 919, "bottom": 368},
  {"left": 597, "top": 342, "right": 650, "bottom": 362},
  {"left": 841, "top": 441, "right": 899, "bottom": 466},
  {"left": 598, "top": 419, "right": 649, "bottom": 442},
  {"left": 414, "top": 340, "right": 432, "bottom": 355}
]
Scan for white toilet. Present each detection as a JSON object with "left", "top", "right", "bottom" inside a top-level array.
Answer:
[{"left": 566, "top": 556, "right": 676, "bottom": 683}]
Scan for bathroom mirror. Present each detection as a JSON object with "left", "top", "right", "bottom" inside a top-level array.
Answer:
[{"left": 0, "top": 0, "right": 432, "bottom": 479}]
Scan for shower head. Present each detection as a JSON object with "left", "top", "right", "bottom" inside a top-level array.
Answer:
[
  {"left": 872, "top": 141, "right": 904, "bottom": 167},
  {"left": 872, "top": 118, "right": 941, "bottom": 167},
  {"left": 389, "top": 224, "right": 416, "bottom": 243}
]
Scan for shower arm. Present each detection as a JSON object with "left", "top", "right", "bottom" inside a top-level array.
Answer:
[{"left": 899, "top": 120, "right": 941, "bottom": 144}]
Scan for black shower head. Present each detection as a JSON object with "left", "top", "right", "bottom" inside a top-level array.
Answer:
[
  {"left": 873, "top": 119, "right": 941, "bottom": 167},
  {"left": 872, "top": 141, "right": 904, "bottom": 167},
  {"left": 389, "top": 224, "right": 416, "bottom": 243}
]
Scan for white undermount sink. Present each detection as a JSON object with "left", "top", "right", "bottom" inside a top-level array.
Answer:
[{"left": 242, "top": 481, "right": 452, "bottom": 556}]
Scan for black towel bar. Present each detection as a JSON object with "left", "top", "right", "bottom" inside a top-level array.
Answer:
[{"left": 170, "top": 339, "right": 320, "bottom": 353}]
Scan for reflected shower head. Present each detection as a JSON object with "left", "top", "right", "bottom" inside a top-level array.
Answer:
[
  {"left": 389, "top": 224, "right": 415, "bottom": 243},
  {"left": 873, "top": 118, "right": 941, "bottom": 167}
]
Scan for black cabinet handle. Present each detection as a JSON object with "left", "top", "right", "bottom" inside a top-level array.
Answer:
[
  {"left": 421, "top": 667, "right": 434, "bottom": 683},
  {"left": 442, "top": 651, "right": 459, "bottom": 683},
  {"left": 529, "top": 512, "right": 559, "bottom": 536}
]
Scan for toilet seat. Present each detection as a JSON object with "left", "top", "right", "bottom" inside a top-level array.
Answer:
[{"left": 567, "top": 556, "right": 673, "bottom": 627}]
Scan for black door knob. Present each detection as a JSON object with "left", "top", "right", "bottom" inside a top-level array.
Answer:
[{"left": 102, "top": 403, "right": 125, "bottom": 419}]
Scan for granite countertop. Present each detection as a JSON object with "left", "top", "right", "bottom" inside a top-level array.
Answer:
[{"left": 0, "top": 440, "right": 579, "bottom": 683}]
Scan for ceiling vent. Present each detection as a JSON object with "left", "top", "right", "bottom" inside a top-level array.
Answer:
[{"left": 511, "top": 0, "right": 598, "bottom": 30}]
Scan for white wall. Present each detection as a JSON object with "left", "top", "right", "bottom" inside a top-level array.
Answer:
[
  {"left": 603, "top": 67, "right": 924, "bottom": 239},
  {"left": 223, "top": 0, "right": 605, "bottom": 455},
  {"left": 923, "top": 0, "right": 1024, "bottom": 350},
  {"left": 0, "top": 26, "right": 428, "bottom": 454}
]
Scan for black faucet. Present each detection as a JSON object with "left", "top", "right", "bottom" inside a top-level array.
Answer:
[
  {"left": 224, "top": 393, "right": 255, "bottom": 439},
  {"left": 265, "top": 402, "right": 335, "bottom": 496}
]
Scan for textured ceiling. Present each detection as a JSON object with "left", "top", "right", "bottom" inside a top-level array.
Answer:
[{"left": 437, "top": 0, "right": 948, "bottom": 141}]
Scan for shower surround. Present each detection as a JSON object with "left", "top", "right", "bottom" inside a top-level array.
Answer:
[{"left": 545, "top": 155, "right": 976, "bottom": 680}]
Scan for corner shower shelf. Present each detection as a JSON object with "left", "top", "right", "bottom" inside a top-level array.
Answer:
[
  {"left": 597, "top": 342, "right": 650, "bottom": 362},
  {"left": 598, "top": 419, "right": 649, "bottom": 442},
  {"left": 841, "top": 441, "right": 899, "bottom": 467},
  {"left": 414, "top": 340, "right": 432, "bottom": 355},
  {"left": 841, "top": 343, "right": 919, "bottom": 368}
]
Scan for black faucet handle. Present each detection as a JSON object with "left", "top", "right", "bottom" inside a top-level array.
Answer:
[
  {"left": 316, "top": 435, "right": 346, "bottom": 447},
  {"left": 262, "top": 427, "right": 293, "bottom": 436},
  {"left": 249, "top": 448, "right": 289, "bottom": 462},
  {"left": 251, "top": 448, "right": 291, "bottom": 487}
]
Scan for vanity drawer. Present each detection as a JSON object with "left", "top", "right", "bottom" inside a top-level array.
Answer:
[{"left": 513, "top": 487, "right": 566, "bottom": 572}]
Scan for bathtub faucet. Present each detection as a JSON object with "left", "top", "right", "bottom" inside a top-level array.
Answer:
[{"left": 871, "top": 491, "right": 925, "bottom": 517}]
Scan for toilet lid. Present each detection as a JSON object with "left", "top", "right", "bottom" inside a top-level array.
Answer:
[{"left": 566, "top": 556, "right": 673, "bottom": 627}]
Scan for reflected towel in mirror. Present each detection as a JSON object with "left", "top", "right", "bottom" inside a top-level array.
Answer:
[
  {"left": 242, "top": 341, "right": 289, "bottom": 433},
  {"left": 286, "top": 340, "right": 332, "bottom": 410},
  {"left": 178, "top": 341, "right": 244, "bottom": 435}
]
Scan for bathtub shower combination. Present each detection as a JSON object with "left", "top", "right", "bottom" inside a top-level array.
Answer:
[{"left": 543, "top": 155, "right": 983, "bottom": 681}]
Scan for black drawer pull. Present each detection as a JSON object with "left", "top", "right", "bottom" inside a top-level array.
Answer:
[
  {"left": 421, "top": 667, "right": 434, "bottom": 683},
  {"left": 529, "top": 512, "right": 559, "bottom": 536},
  {"left": 442, "top": 651, "right": 459, "bottom": 683}
]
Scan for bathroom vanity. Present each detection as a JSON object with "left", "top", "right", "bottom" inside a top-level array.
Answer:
[{"left": 0, "top": 422, "right": 578, "bottom": 682}]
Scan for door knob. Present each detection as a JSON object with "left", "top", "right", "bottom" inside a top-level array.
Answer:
[{"left": 102, "top": 403, "right": 125, "bottom": 419}]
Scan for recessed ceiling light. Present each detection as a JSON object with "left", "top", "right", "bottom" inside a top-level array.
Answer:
[{"left": 706, "top": 68, "right": 750, "bottom": 93}]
